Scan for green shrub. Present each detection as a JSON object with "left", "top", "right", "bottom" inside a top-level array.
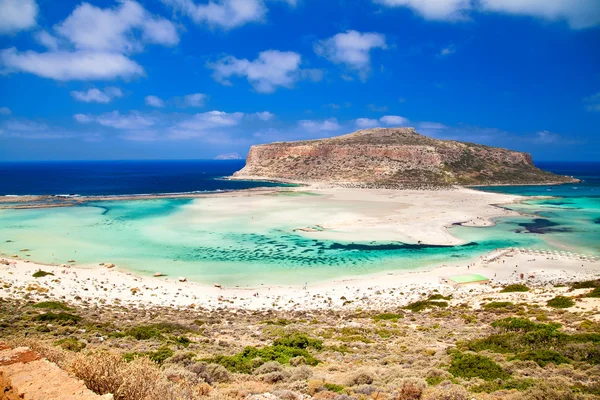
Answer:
[
  {"left": 55, "top": 337, "right": 86, "bottom": 352},
  {"left": 512, "top": 350, "right": 570, "bottom": 367},
  {"left": 323, "top": 383, "right": 344, "bottom": 393},
  {"left": 273, "top": 333, "right": 323, "bottom": 350},
  {"left": 404, "top": 300, "right": 448, "bottom": 312},
  {"left": 32, "top": 270, "right": 54, "bottom": 278},
  {"left": 491, "top": 317, "right": 548, "bottom": 332},
  {"left": 173, "top": 336, "right": 192, "bottom": 347},
  {"left": 587, "top": 287, "right": 600, "bottom": 298},
  {"left": 428, "top": 294, "right": 451, "bottom": 300},
  {"left": 32, "top": 301, "right": 71, "bottom": 310},
  {"left": 484, "top": 301, "right": 514, "bottom": 309},
  {"left": 547, "top": 296, "right": 575, "bottom": 308},
  {"left": 372, "top": 313, "right": 404, "bottom": 321},
  {"left": 261, "top": 319, "right": 294, "bottom": 326},
  {"left": 571, "top": 280, "right": 600, "bottom": 289},
  {"left": 35, "top": 312, "right": 81, "bottom": 324},
  {"left": 472, "top": 379, "right": 534, "bottom": 393},
  {"left": 123, "top": 346, "right": 173, "bottom": 365},
  {"left": 501, "top": 284, "right": 530, "bottom": 293},
  {"left": 448, "top": 353, "right": 510, "bottom": 381}
]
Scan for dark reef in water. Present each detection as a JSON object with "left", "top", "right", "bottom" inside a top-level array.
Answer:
[
  {"left": 518, "top": 218, "right": 573, "bottom": 234},
  {"left": 594, "top": 218, "right": 600, "bottom": 225}
]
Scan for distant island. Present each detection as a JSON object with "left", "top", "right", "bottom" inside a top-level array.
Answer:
[{"left": 234, "top": 127, "right": 575, "bottom": 188}]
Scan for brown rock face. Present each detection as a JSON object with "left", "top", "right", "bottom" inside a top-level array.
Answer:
[{"left": 234, "top": 128, "right": 573, "bottom": 187}]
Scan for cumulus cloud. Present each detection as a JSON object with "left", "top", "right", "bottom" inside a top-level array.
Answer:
[
  {"left": 298, "top": 118, "right": 341, "bottom": 132},
  {"left": 0, "top": 48, "right": 144, "bottom": 81},
  {"left": 374, "top": 0, "right": 600, "bottom": 29},
  {"left": 0, "top": 1, "right": 178, "bottom": 81},
  {"left": 170, "top": 110, "right": 245, "bottom": 139},
  {"left": 314, "top": 30, "right": 386, "bottom": 80},
  {"left": 180, "top": 93, "right": 207, "bottom": 107},
  {"left": 254, "top": 111, "right": 275, "bottom": 121},
  {"left": 380, "top": 115, "right": 409, "bottom": 125},
  {"left": 71, "top": 87, "right": 123, "bottom": 103},
  {"left": 145, "top": 95, "right": 165, "bottom": 108},
  {"left": 209, "top": 50, "right": 321, "bottom": 93},
  {"left": 73, "top": 113, "right": 93, "bottom": 123},
  {"left": 161, "top": 0, "right": 295, "bottom": 29},
  {"left": 356, "top": 115, "right": 410, "bottom": 128},
  {"left": 0, "top": 107, "right": 10, "bottom": 115},
  {"left": 55, "top": 0, "right": 178, "bottom": 53},
  {"left": 0, "top": 0, "right": 38, "bottom": 34}
]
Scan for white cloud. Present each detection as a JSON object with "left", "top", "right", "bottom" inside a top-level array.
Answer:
[
  {"left": 71, "top": 87, "right": 123, "bottom": 103},
  {"left": 0, "top": 0, "right": 38, "bottom": 34},
  {"left": 55, "top": 0, "right": 178, "bottom": 53},
  {"left": 254, "top": 111, "right": 275, "bottom": 121},
  {"left": 4, "top": 119, "right": 47, "bottom": 131},
  {"left": 0, "top": 48, "right": 144, "bottom": 80},
  {"left": 314, "top": 30, "right": 386, "bottom": 80},
  {"left": 584, "top": 92, "right": 600, "bottom": 112},
  {"left": 170, "top": 110, "right": 245, "bottom": 139},
  {"left": 161, "top": 0, "right": 267, "bottom": 29},
  {"left": 73, "top": 113, "right": 93, "bottom": 123},
  {"left": 74, "top": 110, "right": 155, "bottom": 130},
  {"left": 209, "top": 50, "right": 318, "bottom": 93},
  {"left": 298, "top": 118, "right": 341, "bottom": 132},
  {"left": 181, "top": 93, "right": 206, "bottom": 107},
  {"left": 0, "top": 107, "right": 10, "bottom": 115},
  {"left": 380, "top": 115, "right": 409, "bottom": 125},
  {"left": 439, "top": 44, "right": 456, "bottom": 57},
  {"left": 355, "top": 118, "right": 380, "bottom": 128},
  {"left": 35, "top": 30, "right": 59, "bottom": 50},
  {"left": 375, "top": 0, "right": 600, "bottom": 29},
  {"left": 480, "top": 0, "right": 600, "bottom": 30},
  {"left": 374, "top": 0, "right": 470, "bottom": 21},
  {"left": 214, "top": 152, "right": 242, "bottom": 160},
  {"left": 145, "top": 95, "right": 165, "bottom": 108},
  {"left": 535, "top": 130, "right": 560, "bottom": 144},
  {"left": 1, "top": 1, "right": 177, "bottom": 81}
]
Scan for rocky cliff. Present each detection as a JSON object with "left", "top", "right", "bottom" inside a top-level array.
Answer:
[{"left": 233, "top": 128, "right": 574, "bottom": 188}]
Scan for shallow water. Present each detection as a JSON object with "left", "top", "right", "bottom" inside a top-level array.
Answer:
[{"left": 0, "top": 162, "right": 598, "bottom": 285}]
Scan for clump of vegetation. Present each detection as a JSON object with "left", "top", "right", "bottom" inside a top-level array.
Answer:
[
  {"left": 323, "top": 383, "right": 345, "bottom": 393},
  {"left": 35, "top": 312, "right": 81, "bottom": 324},
  {"left": 501, "top": 284, "right": 530, "bottom": 292},
  {"left": 587, "top": 287, "right": 600, "bottom": 298},
  {"left": 404, "top": 300, "right": 448, "bottom": 312},
  {"left": 32, "top": 301, "right": 71, "bottom": 310},
  {"left": 32, "top": 270, "right": 54, "bottom": 278},
  {"left": 570, "top": 280, "right": 600, "bottom": 290},
  {"left": 511, "top": 349, "right": 570, "bottom": 367},
  {"left": 56, "top": 337, "right": 86, "bottom": 352},
  {"left": 120, "top": 322, "right": 190, "bottom": 341},
  {"left": 547, "top": 295, "right": 575, "bottom": 308},
  {"left": 372, "top": 312, "right": 404, "bottom": 321},
  {"left": 261, "top": 319, "right": 294, "bottom": 326},
  {"left": 427, "top": 294, "right": 451, "bottom": 301},
  {"left": 483, "top": 301, "right": 514, "bottom": 309},
  {"left": 448, "top": 352, "right": 510, "bottom": 381},
  {"left": 123, "top": 346, "right": 174, "bottom": 365},
  {"left": 205, "top": 333, "right": 322, "bottom": 373}
]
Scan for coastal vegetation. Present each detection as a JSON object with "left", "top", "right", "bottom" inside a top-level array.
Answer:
[{"left": 2, "top": 281, "right": 600, "bottom": 400}]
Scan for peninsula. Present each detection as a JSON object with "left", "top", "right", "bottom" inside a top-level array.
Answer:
[{"left": 234, "top": 127, "right": 574, "bottom": 187}]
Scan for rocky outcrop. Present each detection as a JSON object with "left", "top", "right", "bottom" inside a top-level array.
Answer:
[{"left": 233, "top": 128, "right": 574, "bottom": 188}]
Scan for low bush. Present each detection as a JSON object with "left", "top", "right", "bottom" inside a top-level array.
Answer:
[
  {"left": 501, "top": 284, "right": 530, "bottom": 292},
  {"left": 56, "top": 337, "right": 86, "bottom": 352},
  {"left": 323, "top": 383, "right": 344, "bottom": 394},
  {"left": 587, "top": 287, "right": 600, "bottom": 298},
  {"left": 32, "top": 301, "right": 71, "bottom": 310},
  {"left": 512, "top": 350, "right": 570, "bottom": 367},
  {"left": 188, "top": 362, "right": 230, "bottom": 384},
  {"left": 32, "top": 270, "right": 54, "bottom": 278},
  {"left": 483, "top": 301, "right": 514, "bottom": 309},
  {"left": 570, "top": 280, "right": 600, "bottom": 290},
  {"left": 35, "top": 312, "right": 81, "bottom": 324},
  {"left": 123, "top": 346, "right": 173, "bottom": 365},
  {"left": 404, "top": 300, "right": 448, "bottom": 312},
  {"left": 547, "top": 296, "right": 575, "bottom": 308},
  {"left": 448, "top": 352, "right": 510, "bottom": 381}
]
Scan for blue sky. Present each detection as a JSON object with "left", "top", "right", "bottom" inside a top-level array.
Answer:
[{"left": 0, "top": 0, "right": 599, "bottom": 161}]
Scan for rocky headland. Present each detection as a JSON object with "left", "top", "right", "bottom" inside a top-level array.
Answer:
[{"left": 234, "top": 128, "right": 575, "bottom": 188}]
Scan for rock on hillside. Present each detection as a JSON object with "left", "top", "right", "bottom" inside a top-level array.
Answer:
[{"left": 233, "top": 127, "right": 575, "bottom": 188}]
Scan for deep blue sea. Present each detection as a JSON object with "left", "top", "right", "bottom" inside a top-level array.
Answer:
[{"left": 0, "top": 160, "right": 284, "bottom": 196}]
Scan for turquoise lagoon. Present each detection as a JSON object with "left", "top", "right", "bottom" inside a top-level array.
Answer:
[
  {"left": 0, "top": 161, "right": 598, "bottom": 286},
  {"left": 0, "top": 189, "right": 598, "bottom": 286}
]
